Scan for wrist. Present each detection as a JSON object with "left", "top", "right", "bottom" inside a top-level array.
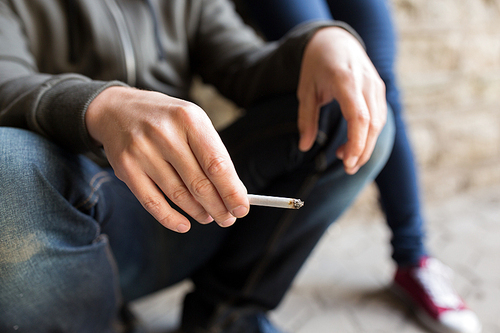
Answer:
[{"left": 85, "top": 86, "right": 131, "bottom": 146}]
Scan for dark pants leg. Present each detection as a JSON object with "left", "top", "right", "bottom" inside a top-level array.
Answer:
[
  {"left": 326, "top": 0, "right": 426, "bottom": 266},
  {"left": 0, "top": 128, "right": 240, "bottom": 332},
  {"left": 0, "top": 95, "right": 393, "bottom": 332},
  {"left": 238, "top": 0, "right": 427, "bottom": 266},
  {"left": 181, "top": 95, "right": 395, "bottom": 331}
]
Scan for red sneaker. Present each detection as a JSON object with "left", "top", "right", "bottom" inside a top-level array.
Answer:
[{"left": 392, "top": 257, "right": 481, "bottom": 333}]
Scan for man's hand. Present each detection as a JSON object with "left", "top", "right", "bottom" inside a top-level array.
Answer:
[
  {"left": 85, "top": 87, "right": 249, "bottom": 233},
  {"left": 297, "top": 27, "right": 387, "bottom": 175}
]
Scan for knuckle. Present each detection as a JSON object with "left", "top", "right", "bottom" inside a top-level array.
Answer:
[
  {"left": 375, "top": 76, "right": 386, "bottom": 90},
  {"left": 112, "top": 155, "right": 134, "bottom": 182},
  {"left": 334, "top": 63, "right": 351, "bottom": 77},
  {"left": 351, "top": 141, "right": 365, "bottom": 154},
  {"left": 212, "top": 211, "right": 233, "bottom": 224},
  {"left": 194, "top": 211, "right": 212, "bottom": 224},
  {"left": 362, "top": 69, "right": 385, "bottom": 94},
  {"left": 174, "top": 102, "right": 204, "bottom": 125},
  {"left": 189, "top": 212, "right": 207, "bottom": 224},
  {"left": 175, "top": 105, "right": 191, "bottom": 120},
  {"left": 113, "top": 170, "right": 128, "bottom": 184},
  {"left": 370, "top": 118, "right": 384, "bottom": 132},
  {"left": 190, "top": 177, "right": 214, "bottom": 198},
  {"left": 334, "top": 67, "right": 354, "bottom": 85},
  {"left": 142, "top": 196, "right": 164, "bottom": 216},
  {"left": 205, "top": 156, "right": 230, "bottom": 177},
  {"left": 157, "top": 212, "right": 178, "bottom": 229},
  {"left": 372, "top": 76, "right": 386, "bottom": 95},
  {"left": 112, "top": 165, "right": 127, "bottom": 182},
  {"left": 170, "top": 186, "right": 191, "bottom": 203},
  {"left": 221, "top": 189, "right": 241, "bottom": 203},
  {"left": 355, "top": 110, "right": 370, "bottom": 124}
]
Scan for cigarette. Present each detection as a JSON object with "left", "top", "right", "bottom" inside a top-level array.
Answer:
[{"left": 247, "top": 194, "right": 304, "bottom": 209}]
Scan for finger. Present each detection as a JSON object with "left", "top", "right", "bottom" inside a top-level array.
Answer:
[
  {"left": 356, "top": 126, "right": 378, "bottom": 168},
  {"left": 297, "top": 86, "right": 321, "bottom": 152},
  {"left": 356, "top": 81, "right": 387, "bottom": 168},
  {"left": 187, "top": 126, "right": 249, "bottom": 224},
  {"left": 123, "top": 169, "right": 192, "bottom": 233},
  {"left": 147, "top": 158, "right": 214, "bottom": 225},
  {"left": 170, "top": 151, "right": 238, "bottom": 227},
  {"left": 337, "top": 92, "right": 370, "bottom": 174}
]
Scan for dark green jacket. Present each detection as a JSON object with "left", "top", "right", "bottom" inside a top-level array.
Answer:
[{"left": 0, "top": 0, "right": 357, "bottom": 156}]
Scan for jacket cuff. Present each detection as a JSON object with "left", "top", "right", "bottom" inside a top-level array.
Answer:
[
  {"left": 33, "top": 75, "right": 128, "bottom": 158},
  {"left": 280, "top": 20, "right": 365, "bottom": 73},
  {"left": 287, "top": 19, "right": 365, "bottom": 50}
]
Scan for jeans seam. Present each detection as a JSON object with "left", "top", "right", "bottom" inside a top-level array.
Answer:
[
  {"left": 209, "top": 168, "right": 323, "bottom": 331},
  {"left": 75, "top": 171, "right": 113, "bottom": 210},
  {"left": 240, "top": 170, "right": 323, "bottom": 299}
]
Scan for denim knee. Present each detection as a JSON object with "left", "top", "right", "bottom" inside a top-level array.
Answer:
[
  {"left": 363, "top": 105, "right": 396, "bottom": 175},
  {"left": 0, "top": 127, "right": 107, "bottom": 225},
  {"left": 0, "top": 127, "right": 78, "bottom": 202},
  {"left": 0, "top": 127, "right": 100, "bottom": 233},
  {"left": 0, "top": 128, "right": 122, "bottom": 332}
]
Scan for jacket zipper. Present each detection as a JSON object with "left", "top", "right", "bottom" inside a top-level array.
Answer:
[
  {"left": 144, "top": 0, "right": 166, "bottom": 60},
  {"left": 103, "top": 0, "right": 137, "bottom": 86}
]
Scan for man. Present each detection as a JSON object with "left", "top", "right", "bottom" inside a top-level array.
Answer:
[{"left": 0, "top": 0, "right": 393, "bottom": 332}]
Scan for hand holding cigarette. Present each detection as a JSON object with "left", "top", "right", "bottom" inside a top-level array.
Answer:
[{"left": 247, "top": 194, "right": 304, "bottom": 209}]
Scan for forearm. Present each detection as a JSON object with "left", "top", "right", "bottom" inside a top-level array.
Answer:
[
  {"left": 193, "top": 0, "right": 363, "bottom": 107},
  {"left": 0, "top": 73, "right": 127, "bottom": 155},
  {"left": 0, "top": 2, "right": 128, "bottom": 156}
]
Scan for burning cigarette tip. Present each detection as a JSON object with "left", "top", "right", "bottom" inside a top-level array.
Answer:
[{"left": 292, "top": 199, "right": 304, "bottom": 209}]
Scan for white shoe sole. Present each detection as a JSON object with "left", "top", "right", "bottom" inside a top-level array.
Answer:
[{"left": 390, "top": 283, "right": 482, "bottom": 333}]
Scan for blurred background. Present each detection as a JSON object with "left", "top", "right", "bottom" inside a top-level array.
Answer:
[{"left": 391, "top": 0, "right": 500, "bottom": 200}]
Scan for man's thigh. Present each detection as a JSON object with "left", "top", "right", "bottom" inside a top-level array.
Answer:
[
  {"left": 96, "top": 94, "right": 346, "bottom": 300},
  {"left": 0, "top": 127, "right": 227, "bottom": 303},
  {"left": 220, "top": 94, "right": 345, "bottom": 193}
]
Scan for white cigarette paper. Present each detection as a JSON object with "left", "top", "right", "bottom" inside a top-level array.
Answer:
[{"left": 247, "top": 194, "right": 304, "bottom": 209}]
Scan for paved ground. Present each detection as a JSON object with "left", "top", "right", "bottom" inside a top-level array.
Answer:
[{"left": 130, "top": 184, "right": 500, "bottom": 333}]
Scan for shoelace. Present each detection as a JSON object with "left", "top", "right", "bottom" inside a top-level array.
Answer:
[{"left": 413, "top": 258, "right": 463, "bottom": 309}]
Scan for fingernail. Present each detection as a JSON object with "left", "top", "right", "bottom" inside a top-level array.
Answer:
[
  {"left": 176, "top": 224, "right": 190, "bottom": 233},
  {"left": 203, "top": 215, "right": 214, "bottom": 224},
  {"left": 345, "top": 156, "right": 358, "bottom": 169},
  {"left": 336, "top": 150, "right": 344, "bottom": 160},
  {"left": 232, "top": 205, "right": 248, "bottom": 218},
  {"left": 345, "top": 166, "right": 360, "bottom": 175},
  {"left": 221, "top": 216, "right": 236, "bottom": 227}
]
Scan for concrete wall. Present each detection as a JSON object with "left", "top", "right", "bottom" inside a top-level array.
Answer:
[{"left": 392, "top": 0, "right": 500, "bottom": 199}]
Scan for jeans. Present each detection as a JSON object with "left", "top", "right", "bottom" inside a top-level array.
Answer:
[
  {"left": 0, "top": 95, "right": 394, "bottom": 332},
  {"left": 239, "top": 0, "right": 427, "bottom": 266}
]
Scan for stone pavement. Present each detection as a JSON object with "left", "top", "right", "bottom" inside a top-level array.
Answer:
[{"left": 130, "top": 184, "right": 500, "bottom": 333}]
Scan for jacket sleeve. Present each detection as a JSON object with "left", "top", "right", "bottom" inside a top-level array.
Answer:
[
  {"left": 191, "top": 0, "right": 364, "bottom": 107},
  {"left": 0, "top": 2, "right": 126, "bottom": 155}
]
